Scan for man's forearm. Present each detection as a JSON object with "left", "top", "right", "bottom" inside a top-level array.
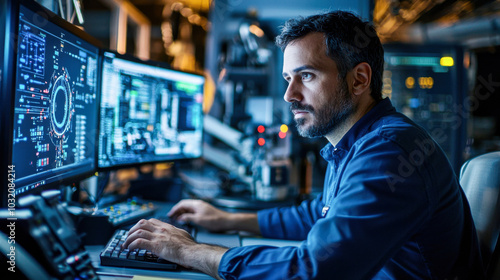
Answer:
[
  {"left": 227, "top": 212, "right": 260, "bottom": 235},
  {"left": 180, "top": 243, "right": 228, "bottom": 279},
  {"left": 176, "top": 212, "right": 258, "bottom": 278}
]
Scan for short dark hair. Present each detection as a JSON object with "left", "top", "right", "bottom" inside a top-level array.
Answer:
[{"left": 276, "top": 11, "right": 384, "bottom": 100}]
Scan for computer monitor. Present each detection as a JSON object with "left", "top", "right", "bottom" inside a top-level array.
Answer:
[
  {"left": 97, "top": 51, "right": 205, "bottom": 169},
  {"left": 6, "top": 0, "right": 101, "bottom": 197}
]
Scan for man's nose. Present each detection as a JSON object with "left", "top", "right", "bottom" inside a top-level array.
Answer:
[{"left": 284, "top": 79, "right": 302, "bottom": 103}]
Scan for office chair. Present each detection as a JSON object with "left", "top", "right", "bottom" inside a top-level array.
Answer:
[{"left": 459, "top": 151, "right": 500, "bottom": 279}]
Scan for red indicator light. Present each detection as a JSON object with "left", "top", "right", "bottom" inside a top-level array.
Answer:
[
  {"left": 257, "top": 125, "right": 265, "bottom": 133},
  {"left": 258, "top": 138, "right": 265, "bottom": 146},
  {"left": 278, "top": 131, "right": 286, "bottom": 139}
]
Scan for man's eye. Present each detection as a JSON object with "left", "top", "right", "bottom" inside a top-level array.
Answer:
[{"left": 301, "top": 73, "right": 313, "bottom": 80}]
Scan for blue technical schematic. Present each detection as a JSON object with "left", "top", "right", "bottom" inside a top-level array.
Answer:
[
  {"left": 18, "top": 26, "right": 45, "bottom": 75},
  {"left": 12, "top": 6, "right": 99, "bottom": 194}
]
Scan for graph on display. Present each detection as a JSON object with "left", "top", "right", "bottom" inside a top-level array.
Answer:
[
  {"left": 98, "top": 52, "right": 205, "bottom": 168},
  {"left": 12, "top": 6, "right": 99, "bottom": 194}
]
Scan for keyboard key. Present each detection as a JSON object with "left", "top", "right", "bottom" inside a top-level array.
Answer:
[
  {"left": 102, "top": 249, "right": 113, "bottom": 257},
  {"left": 137, "top": 250, "right": 146, "bottom": 261},
  {"left": 145, "top": 251, "right": 157, "bottom": 262},
  {"left": 119, "top": 250, "right": 129, "bottom": 259},
  {"left": 128, "top": 250, "right": 137, "bottom": 260}
]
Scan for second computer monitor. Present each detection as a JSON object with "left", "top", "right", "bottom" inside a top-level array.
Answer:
[{"left": 98, "top": 51, "right": 205, "bottom": 169}]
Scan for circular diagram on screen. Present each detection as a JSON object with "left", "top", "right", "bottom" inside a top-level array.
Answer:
[
  {"left": 51, "top": 75, "right": 72, "bottom": 136},
  {"left": 49, "top": 69, "right": 74, "bottom": 144}
]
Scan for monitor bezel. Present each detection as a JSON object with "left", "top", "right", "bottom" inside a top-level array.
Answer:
[
  {"left": 96, "top": 49, "right": 206, "bottom": 171},
  {"left": 5, "top": 0, "right": 103, "bottom": 198},
  {"left": 0, "top": 0, "right": 18, "bottom": 207}
]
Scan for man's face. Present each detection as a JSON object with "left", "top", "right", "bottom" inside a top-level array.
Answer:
[{"left": 282, "top": 32, "right": 354, "bottom": 138}]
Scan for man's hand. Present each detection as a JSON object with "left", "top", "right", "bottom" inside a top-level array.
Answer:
[
  {"left": 122, "top": 218, "right": 227, "bottom": 279},
  {"left": 122, "top": 218, "right": 195, "bottom": 265},
  {"left": 168, "top": 199, "right": 230, "bottom": 232},
  {"left": 168, "top": 199, "right": 261, "bottom": 235}
]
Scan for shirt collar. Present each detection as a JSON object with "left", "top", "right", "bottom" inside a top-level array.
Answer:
[{"left": 320, "top": 98, "right": 396, "bottom": 161}]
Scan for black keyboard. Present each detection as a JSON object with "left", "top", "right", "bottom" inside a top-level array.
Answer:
[
  {"left": 100, "top": 229, "right": 177, "bottom": 270},
  {"left": 100, "top": 219, "right": 195, "bottom": 270}
]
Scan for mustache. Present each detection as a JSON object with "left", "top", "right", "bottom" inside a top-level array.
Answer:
[{"left": 290, "top": 102, "right": 314, "bottom": 113}]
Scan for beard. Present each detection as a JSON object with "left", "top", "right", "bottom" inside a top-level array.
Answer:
[{"left": 291, "top": 78, "right": 355, "bottom": 138}]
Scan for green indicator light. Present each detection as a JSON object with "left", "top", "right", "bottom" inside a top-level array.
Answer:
[{"left": 175, "top": 82, "right": 199, "bottom": 93}]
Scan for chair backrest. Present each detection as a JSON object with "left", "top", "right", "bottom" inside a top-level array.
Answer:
[{"left": 459, "top": 151, "right": 500, "bottom": 278}]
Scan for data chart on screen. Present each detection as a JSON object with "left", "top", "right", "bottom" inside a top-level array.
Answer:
[{"left": 98, "top": 52, "right": 205, "bottom": 168}]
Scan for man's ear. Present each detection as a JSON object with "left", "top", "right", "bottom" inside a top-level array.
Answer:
[{"left": 351, "top": 62, "right": 372, "bottom": 96}]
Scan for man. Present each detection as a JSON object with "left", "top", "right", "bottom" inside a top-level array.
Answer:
[{"left": 123, "top": 11, "right": 484, "bottom": 279}]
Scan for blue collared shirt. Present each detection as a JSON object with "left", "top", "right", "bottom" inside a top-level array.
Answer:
[{"left": 218, "top": 98, "right": 484, "bottom": 279}]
